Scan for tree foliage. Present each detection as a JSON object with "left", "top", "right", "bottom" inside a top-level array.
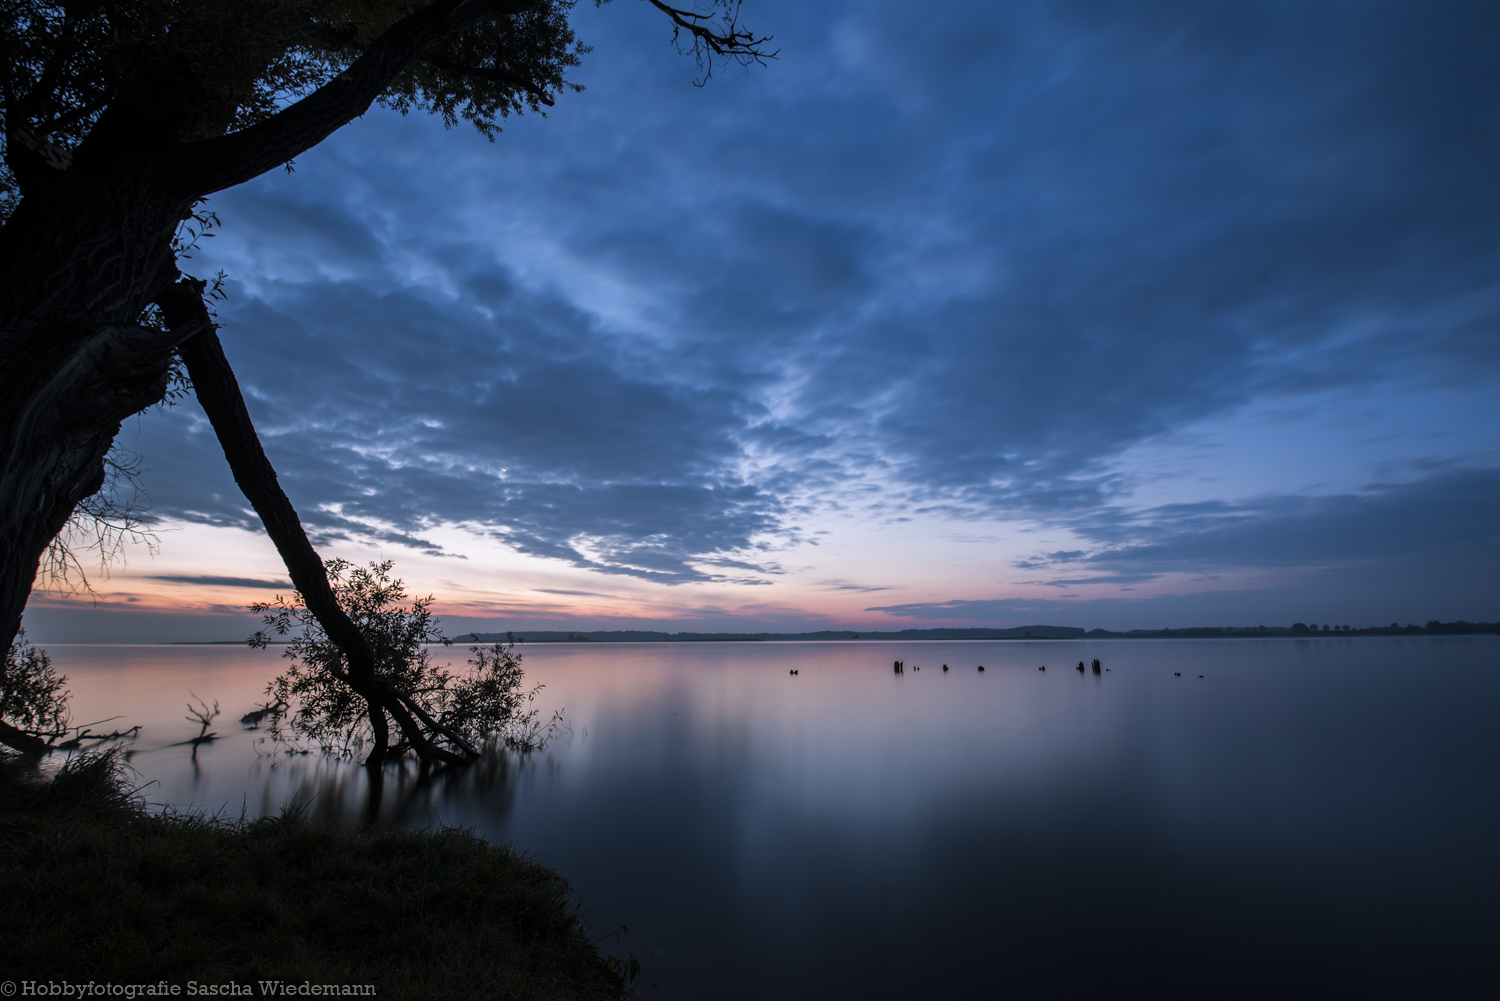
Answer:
[
  {"left": 2, "top": 1, "right": 574, "bottom": 215},
  {"left": 0, "top": 628, "right": 68, "bottom": 739},
  {"left": 0, "top": 1, "right": 772, "bottom": 220},
  {"left": 252, "top": 559, "right": 557, "bottom": 757}
]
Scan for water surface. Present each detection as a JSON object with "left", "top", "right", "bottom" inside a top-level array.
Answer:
[{"left": 47, "top": 637, "right": 1500, "bottom": 998}]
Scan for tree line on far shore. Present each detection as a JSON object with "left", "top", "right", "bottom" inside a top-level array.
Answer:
[{"left": 456, "top": 620, "right": 1500, "bottom": 644}]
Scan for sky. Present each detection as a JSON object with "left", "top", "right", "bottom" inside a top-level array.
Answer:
[{"left": 24, "top": 0, "right": 1500, "bottom": 642}]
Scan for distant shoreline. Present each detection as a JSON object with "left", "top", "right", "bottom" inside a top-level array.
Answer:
[
  {"left": 154, "top": 620, "right": 1499, "bottom": 645},
  {"left": 456, "top": 621, "right": 1500, "bottom": 643}
]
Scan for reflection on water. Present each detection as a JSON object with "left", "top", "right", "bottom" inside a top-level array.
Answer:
[
  {"left": 269, "top": 750, "right": 528, "bottom": 829},
  {"left": 45, "top": 637, "right": 1500, "bottom": 998}
]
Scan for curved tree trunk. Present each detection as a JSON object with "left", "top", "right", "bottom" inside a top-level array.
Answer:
[{"left": 160, "top": 282, "right": 477, "bottom": 767}]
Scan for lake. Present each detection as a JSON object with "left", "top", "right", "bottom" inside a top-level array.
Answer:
[{"left": 43, "top": 636, "right": 1500, "bottom": 998}]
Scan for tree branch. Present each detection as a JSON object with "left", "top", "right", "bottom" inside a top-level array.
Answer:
[
  {"left": 644, "top": 0, "right": 777, "bottom": 82},
  {"left": 0, "top": 717, "right": 49, "bottom": 755},
  {"left": 393, "top": 689, "right": 481, "bottom": 758},
  {"left": 36, "top": 96, "right": 110, "bottom": 139},
  {"left": 160, "top": 0, "right": 540, "bottom": 197},
  {"left": 12, "top": 7, "right": 89, "bottom": 124}
]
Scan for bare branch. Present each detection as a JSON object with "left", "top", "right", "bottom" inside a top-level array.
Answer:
[
  {"left": 37, "top": 95, "right": 110, "bottom": 140},
  {"left": 644, "top": 0, "right": 777, "bottom": 84},
  {"left": 37, "top": 448, "right": 158, "bottom": 596}
]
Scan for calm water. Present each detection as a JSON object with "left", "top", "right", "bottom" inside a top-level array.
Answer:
[{"left": 46, "top": 637, "right": 1500, "bottom": 998}]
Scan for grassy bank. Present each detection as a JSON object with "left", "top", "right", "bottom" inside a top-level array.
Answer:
[{"left": 0, "top": 752, "right": 626, "bottom": 999}]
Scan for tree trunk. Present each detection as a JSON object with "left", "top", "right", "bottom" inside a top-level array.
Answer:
[
  {"left": 0, "top": 172, "right": 191, "bottom": 754},
  {"left": 160, "top": 282, "right": 475, "bottom": 767},
  {"left": 0, "top": 719, "right": 48, "bottom": 756}
]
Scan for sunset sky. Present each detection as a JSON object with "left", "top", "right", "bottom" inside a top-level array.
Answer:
[{"left": 25, "top": 0, "right": 1500, "bottom": 643}]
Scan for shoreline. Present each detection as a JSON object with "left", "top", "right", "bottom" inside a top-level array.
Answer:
[{"left": 1, "top": 751, "right": 630, "bottom": 998}]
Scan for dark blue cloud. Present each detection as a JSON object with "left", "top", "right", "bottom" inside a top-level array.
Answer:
[
  {"left": 1071, "top": 468, "right": 1500, "bottom": 575},
  {"left": 120, "top": 0, "right": 1500, "bottom": 612},
  {"left": 147, "top": 576, "right": 292, "bottom": 589},
  {"left": 535, "top": 0, "right": 1500, "bottom": 516},
  {"left": 132, "top": 268, "right": 789, "bottom": 582}
]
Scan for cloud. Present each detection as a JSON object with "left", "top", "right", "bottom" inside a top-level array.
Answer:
[
  {"left": 1073, "top": 468, "right": 1500, "bottom": 574},
  {"left": 875, "top": 468, "right": 1500, "bottom": 624},
  {"left": 147, "top": 576, "right": 293, "bottom": 589},
  {"left": 117, "top": 0, "right": 1500, "bottom": 614},
  {"left": 866, "top": 598, "right": 1077, "bottom": 621},
  {"left": 133, "top": 257, "right": 790, "bottom": 582}
]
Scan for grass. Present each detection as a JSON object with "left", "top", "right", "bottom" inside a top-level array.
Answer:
[{"left": 0, "top": 751, "right": 627, "bottom": 999}]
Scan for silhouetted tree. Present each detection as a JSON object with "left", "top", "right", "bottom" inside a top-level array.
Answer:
[
  {"left": 0, "top": 1, "right": 771, "bottom": 760},
  {"left": 254, "top": 559, "right": 558, "bottom": 758},
  {"left": 0, "top": 629, "right": 68, "bottom": 752}
]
